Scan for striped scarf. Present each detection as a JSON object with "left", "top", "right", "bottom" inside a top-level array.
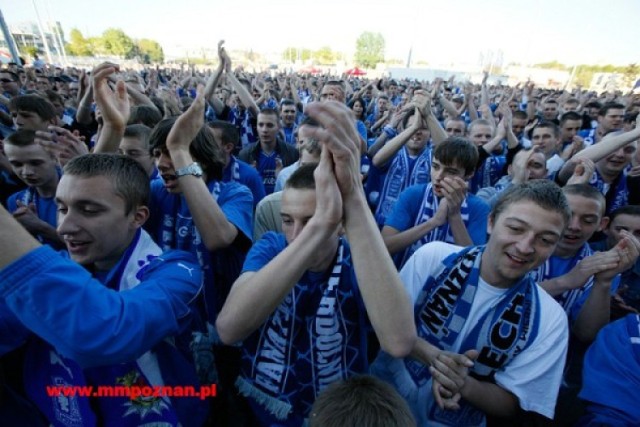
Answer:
[
  {"left": 375, "top": 146, "right": 431, "bottom": 227},
  {"left": 398, "top": 183, "right": 469, "bottom": 268}
]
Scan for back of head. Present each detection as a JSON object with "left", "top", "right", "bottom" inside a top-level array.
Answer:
[
  {"left": 129, "top": 105, "right": 163, "bottom": 128},
  {"left": 284, "top": 163, "right": 317, "bottom": 191},
  {"left": 433, "top": 136, "right": 479, "bottom": 176},
  {"left": 10, "top": 94, "right": 56, "bottom": 121},
  {"left": 309, "top": 375, "right": 416, "bottom": 427},
  {"left": 491, "top": 180, "right": 571, "bottom": 226},
  {"left": 123, "top": 124, "right": 152, "bottom": 147},
  {"left": 208, "top": 120, "right": 240, "bottom": 147},
  {"left": 63, "top": 154, "right": 150, "bottom": 214},
  {"left": 149, "top": 117, "right": 225, "bottom": 181}
]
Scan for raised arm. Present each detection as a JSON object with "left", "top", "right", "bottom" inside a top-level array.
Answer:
[
  {"left": 305, "top": 100, "right": 416, "bottom": 357},
  {"left": 92, "top": 63, "right": 130, "bottom": 154},
  {"left": 165, "top": 86, "right": 240, "bottom": 251}
]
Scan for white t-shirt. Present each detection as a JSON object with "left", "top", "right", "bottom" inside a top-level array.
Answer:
[{"left": 373, "top": 241, "right": 568, "bottom": 426}]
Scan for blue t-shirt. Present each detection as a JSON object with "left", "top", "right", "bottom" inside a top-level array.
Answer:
[
  {"left": 147, "top": 180, "right": 253, "bottom": 321},
  {"left": 223, "top": 156, "right": 266, "bottom": 207},
  {"left": 385, "top": 184, "right": 489, "bottom": 246},
  {"left": 7, "top": 189, "right": 59, "bottom": 246},
  {"left": 257, "top": 151, "right": 279, "bottom": 195}
]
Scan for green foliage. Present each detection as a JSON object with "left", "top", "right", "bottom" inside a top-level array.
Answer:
[
  {"left": 533, "top": 61, "right": 639, "bottom": 88},
  {"left": 101, "top": 28, "right": 135, "bottom": 58},
  {"left": 136, "top": 39, "right": 164, "bottom": 63},
  {"left": 22, "top": 45, "right": 39, "bottom": 58},
  {"left": 313, "top": 46, "right": 336, "bottom": 65},
  {"left": 65, "top": 28, "right": 93, "bottom": 56},
  {"left": 282, "top": 47, "right": 313, "bottom": 62},
  {"left": 354, "top": 32, "right": 384, "bottom": 68}
]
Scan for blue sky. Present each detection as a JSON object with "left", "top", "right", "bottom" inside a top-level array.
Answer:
[{"left": 2, "top": 0, "right": 639, "bottom": 66}]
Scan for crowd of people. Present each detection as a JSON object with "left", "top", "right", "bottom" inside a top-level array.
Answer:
[{"left": 1, "top": 40, "right": 639, "bottom": 426}]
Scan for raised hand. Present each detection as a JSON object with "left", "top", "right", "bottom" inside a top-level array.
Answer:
[
  {"left": 166, "top": 84, "right": 205, "bottom": 154},
  {"left": 35, "top": 126, "right": 88, "bottom": 167},
  {"left": 91, "top": 62, "right": 129, "bottom": 130}
]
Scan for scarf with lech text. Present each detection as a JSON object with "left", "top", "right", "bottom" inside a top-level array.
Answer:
[
  {"left": 405, "top": 245, "right": 540, "bottom": 425},
  {"left": 398, "top": 183, "right": 470, "bottom": 268},
  {"left": 236, "top": 239, "right": 366, "bottom": 423},
  {"left": 375, "top": 146, "right": 431, "bottom": 227}
]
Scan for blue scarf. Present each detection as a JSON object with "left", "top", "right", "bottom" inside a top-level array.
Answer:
[
  {"left": 236, "top": 239, "right": 367, "bottom": 423},
  {"left": 589, "top": 169, "right": 628, "bottom": 215},
  {"left": 223, "top": 156, "right": 241, "bottom": 182},
  {"left": 375, "top": 146, "right": 431, "bottom": 227},
  {"left": 398, "top": 184, "right": 470, "bottom": 268},
  {"left": 530, "top": 243, "right": 593, "bottom": 315},
  {"left": 24, "top": 230, "right": 200, "bottom": 426},
  {"left": 406, "top": 246, "right": 540, "bottom": 425},
  {"left": 469, "top": 155, "right": 506, "bottom": 194}
]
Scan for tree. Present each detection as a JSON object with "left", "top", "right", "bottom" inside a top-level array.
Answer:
[
  {"left": 313, "top": 46, "right": 336, "bottom": 65},
  {"left": 101, "top": 28, "right": 135, "bottom": 58},
  {"left": 136, "top": 39, "right": 164, "bottom": 63},
  {"left": 623, "top": 63, "right": 638, "bottom": 89},
  {"left": 22, "top": 46, "right": 39, "bottom": 58},
  {"left": 66, "top": 28, "right": 93, "bottom": 56},
  {"left": 354, "top": 32, "right": 385, "bottom": 68}
]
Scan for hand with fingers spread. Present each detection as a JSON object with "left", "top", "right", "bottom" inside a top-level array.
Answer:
[{"left": 35, "top": 126, "right": 88, "bottom": 167}]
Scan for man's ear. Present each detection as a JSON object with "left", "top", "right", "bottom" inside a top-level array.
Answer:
[
  {"left": 487, "top": 214, "right": 494, "bottom": 236},
  {"left": 598, "top": 216, "right": 610, "bottom": 233},
  {"left": 132, "top": 205, "right": 150, "bottom": 228}
]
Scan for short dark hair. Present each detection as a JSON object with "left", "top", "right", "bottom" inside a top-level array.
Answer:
[
  {"left": 129, "top": 105, "right": 163, "bottom": 128},
  {"left": 433, "top": 136, "right": 479, "bottom": 176},
  {"left": 5, "top": 129, "right": 36, "bottom": 147},
  {"left": 284, "top": 163, "right": 317, "bottom": 190},
  {"left": 309, "top": 375, "right": 416, "bottom": 427},
  {"left": 513, "top": 110, "right": 528, "bottom": 121},
  {"left": 149, "top": 117, "right": 225, "bottom": 181},
  {"left": 608, "top": 205, "right": 640, "bottom": 223},
  {"left": 599, "top": 102, "right": 625, "bottom": 117},
  {"left": 491, "top": 180, "right": 571, "bottom": 226},
  {"left": 259, "top": 107, "right": 280, "bottom": 120},
  {"left": 63, "top": 154, "right": 150, "bottom": 214},
  {"left": 208, "top": 120, "right": 240, "bottom": 148},
  {"left": 563, "top": 184, "right": 606, "bottom": 216},
  {"left": 560, "top": 111, "right": 582, "bottom": 125},
  {"left": 533, "top": 121, "right": 561, "bottom": 138},
  {"left": 123, "top": 124, "right": 152, "bottom": 149},
  {"left": 10, "top": 94, "right": 56, "bottom": 121},
  {"left": 0, "top": 70, "right": 19, "bottom": 81}
]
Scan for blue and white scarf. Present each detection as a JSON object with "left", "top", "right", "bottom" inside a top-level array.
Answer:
[
  {"left": 406, "top": 245, "right": 540, "bottom": 425},
  {"left": 589, "top": 169, "right": 628, "bottom": 215},
  {"left": 25, "top": 230, "right": 188, "bottom": 426},
  {"left": 469, "top": 155, "right": 506, "bottom": 194},
  {"left": 375, "top": 146, "right": 431, "bottom": 227},
  {"left": 530, "top": 243, "right": 593, "bottom": 315},
  {"left": 236, "top": 240, "right": 365, "bottom": 423},
  {"left": 399, "top": 184, "right": 470, "bottom": 268}
]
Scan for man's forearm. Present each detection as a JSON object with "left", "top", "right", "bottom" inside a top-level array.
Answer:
[
  {"left": 0, "top": 206, "right": 40, "bottom": 269},
  {"left": 343, "top": 192, "right": 416, "bottom": 357}
]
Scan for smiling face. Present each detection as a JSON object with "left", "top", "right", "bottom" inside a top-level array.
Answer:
[
  {"left": 55, "top": 174, "right": 147, "bottom": 271},
  {"left": 554, "top": 193, "right": 605, "bottom": 257},
  {"left": 482, "top": 200, "right": 566, "bottom": 288}
]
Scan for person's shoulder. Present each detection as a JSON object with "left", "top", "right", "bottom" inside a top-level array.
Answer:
[
  {"left": 413, "top": 241, "right": 462, "bottom": 261},
  {"left": 467, "top": 193, "right": 490, "bottom": 210},
  {"left": 400, "top": 183, "right": 428, "bottom": 199},
  {"left": 534, "top": 282, "right": 569, "bottom": 330}
]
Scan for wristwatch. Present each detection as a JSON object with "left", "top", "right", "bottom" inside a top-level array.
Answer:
[{"left": 175, "top": 162, "right": 203, "bottom": 178}]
